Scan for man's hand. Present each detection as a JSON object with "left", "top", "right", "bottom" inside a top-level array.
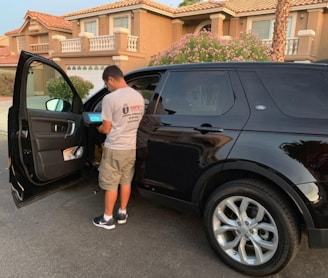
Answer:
[{"left": 97, "top": 120, "right": 112, "bottom": 134}]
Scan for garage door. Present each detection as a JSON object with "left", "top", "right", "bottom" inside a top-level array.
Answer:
[{"left": 66, "top": 65, "right": 105, "bottom": 99}]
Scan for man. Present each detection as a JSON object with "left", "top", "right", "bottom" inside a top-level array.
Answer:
[{"left": 93, "top": 65, "right": 144, "bottom": 230}]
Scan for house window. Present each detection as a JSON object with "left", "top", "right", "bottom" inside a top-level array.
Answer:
[
  {"left": 195, "top": 20, "right": 211, "bottom": 33},
  {"left": 83, "top": 19, "right": 98, "bottom": 36},
  {"left": 114, "top": 16, "right": 129, "bottom": 29},
  {"left": 110, "top": 13, "right": 131, "bottom": 34},
  {"left": 249, "top": 15, "right": 293, "bottom": 39}
]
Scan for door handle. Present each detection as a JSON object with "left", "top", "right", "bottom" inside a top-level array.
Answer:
[
  {"left": 65, "top": 120, "right": 76, "bottom": 138},
  {"left": 194, "top": 126, "right": 224, "bottom": 134}
]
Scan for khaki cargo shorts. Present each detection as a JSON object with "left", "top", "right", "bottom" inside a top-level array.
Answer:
[{"left": 98, "top": 148, "right": 136, "bottom": 191}]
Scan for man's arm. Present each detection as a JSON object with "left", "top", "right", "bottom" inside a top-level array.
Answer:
[{"left": 97, "top": 120, "right": 112, "bottom": 134}]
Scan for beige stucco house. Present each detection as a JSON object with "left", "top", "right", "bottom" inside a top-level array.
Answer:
[{"left": 3, "top": 0, "right": 328, "bottom": 93}]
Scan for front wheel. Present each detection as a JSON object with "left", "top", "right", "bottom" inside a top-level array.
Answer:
[{"left": 203, "top": 179, "right": 301, "bottom": 277}]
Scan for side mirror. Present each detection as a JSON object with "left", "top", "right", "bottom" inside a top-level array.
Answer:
[{"left": 46, "top": 98, "right": 71, "bottom": 112}]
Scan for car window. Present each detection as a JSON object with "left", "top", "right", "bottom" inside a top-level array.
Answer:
[
  {"left": 91, "top": 75, "right": 160, "bottom": 113},
  {"left": 128, "top": 75, "right": 160, "bottom": 110},
  {"left": 159, "top": 71, "right": 234, "bottom": 115},
  {"left": 258, "top": 69, "right": 328, "bottom": 119},
  {"left": 26, "top": 62, "right": 73, "bottom": 112}
]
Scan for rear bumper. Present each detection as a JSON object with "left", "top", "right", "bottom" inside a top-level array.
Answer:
[{"left": 308, "top": 228, "right": 328, "bottom": 248}]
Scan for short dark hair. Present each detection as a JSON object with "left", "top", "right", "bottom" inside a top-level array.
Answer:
[{"left": 102, "top": 65, "right": 124, "bottom": 81}]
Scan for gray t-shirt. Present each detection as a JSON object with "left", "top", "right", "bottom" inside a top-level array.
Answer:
[{"left": 101, "top": 87, "right": 144, "bottom": 150}]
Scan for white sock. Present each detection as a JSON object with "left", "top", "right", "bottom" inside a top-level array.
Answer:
[
  {"left": 119, "top": 208, "right": 126, "bottom": 214},
  {"left": 103, "top": 214, "right": 112, "bottom": 221}
]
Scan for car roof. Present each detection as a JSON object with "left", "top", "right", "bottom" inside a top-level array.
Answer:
[{"left": 126, "top": 61, "right": 327, "bottom": 75}]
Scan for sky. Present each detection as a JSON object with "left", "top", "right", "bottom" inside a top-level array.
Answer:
[{"left": 0, "top": 0, "right": 182, "bottom": 35}]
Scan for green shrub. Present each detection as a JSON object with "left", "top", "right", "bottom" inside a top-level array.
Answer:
[
  {"left": 0, "top": 70, "right": 15, "bottom": 96},
  {"left": 47, "top": 75, "right": 94, "bottom": 100},
  {"left": 149, "top": 30, "right": 273, "bottom": 66}
]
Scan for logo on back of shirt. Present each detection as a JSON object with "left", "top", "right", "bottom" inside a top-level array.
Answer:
[{"left": 122, "top": 104, "right": 129, "bottom": 114}]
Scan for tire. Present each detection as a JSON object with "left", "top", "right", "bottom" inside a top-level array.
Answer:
[{"left": 203, "top": 178, "right": 301, "bottom": 277}]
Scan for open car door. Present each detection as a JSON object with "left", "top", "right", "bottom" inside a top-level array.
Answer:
[{"left": 8, "top": 51, "right": 86, "bottom": 208}]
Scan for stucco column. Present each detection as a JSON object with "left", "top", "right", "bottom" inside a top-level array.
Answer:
[
  {"left": 172, "top": 19, "right": 184, "bottom": 43},
  {"left": 132, "top": 9, "right": 147, "bottom": 53},
  {"left": 297, "top": 29, "right": 315, "bottom": 57},
  {"left": 306, "top": 9, "right": 324, "bottom": 58},
  {"left": 99, "top": 15, "right": 109, "bottom": 36},
  {"left": 229, "top": 18, "right": 242, "bottom": 38},
  {"left": 79, "top": 32, "right": 94, "bottom": 52},
  {"left": 51, "top": 35, "right": 66, "bottom": 54},
  {"left": 71, "top": 20, "right": 80, "bottom": 37},
  {"left": 114, "top": 27, "right": 129, "bottom": 51},
  {"left": 210, "top": 13, "right": 226, "bottom": 37}
]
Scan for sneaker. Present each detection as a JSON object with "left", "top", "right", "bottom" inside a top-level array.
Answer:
[
  {"left": 117, "top": 212, "right": 128, "bottom": 224},
  {"left": 93, "top": 215, "right": 116, "bottom": 230}
]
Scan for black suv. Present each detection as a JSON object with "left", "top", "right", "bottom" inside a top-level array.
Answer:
[{"left": 8, "top": 51, "right": 328, "bottom": 277}]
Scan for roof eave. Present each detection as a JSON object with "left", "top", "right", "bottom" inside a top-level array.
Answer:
[
  {"left": 173, "top": 7, "right": 235, "bottom": 18},
  {"left": 65, "top": 4, "right": 174, "bottom": 21},
  {"left": 236, "top": 3, "right": 328, "bottom": 17}
]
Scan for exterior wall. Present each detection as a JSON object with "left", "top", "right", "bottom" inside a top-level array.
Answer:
[
  {"left": 71, "top": 21, "right": 81, "bottom": 37},
  {"left": 136, "top": 10, "right": 173, "bottom": 61},
  {"left": 307, "top": 9, "right": 324, "bottom": 60},
  {"left": 318, "top": 12, "right": 328, "bottom": 60},
  {"left": 99, "top": 15, "right": 110, "bottom": 36},
  {"left": 295, "top": 11, "right": 308, "bottom": 33},
  {"left": 7, "top": 36, "right": 17, "bottom": 55}
]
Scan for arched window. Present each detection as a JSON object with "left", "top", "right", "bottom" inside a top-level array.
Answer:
[{"left": 195, "top": 20, "right": 211, "bottom": 32}]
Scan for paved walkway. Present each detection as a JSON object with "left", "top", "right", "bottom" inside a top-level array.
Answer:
[{"left": 0, "top": 97, "right": 12, "bottom": 135}]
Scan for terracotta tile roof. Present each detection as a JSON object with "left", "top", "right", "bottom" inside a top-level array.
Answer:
[
  {"left": 0, "top": 45, "right": 19, "bottom": 65},
  {"left": 175, "top": 0, "right": 328, "bottom": 14},
  {"left": 64, "top": 0, "right": 175, "bottom": 17},
  {"left": 5, "top": 10, "right": 72, "bottom": 35},
  {"left": 223, "top": 0, "right": 328, "bottom": 13},
  {"left": 64, "top": 0, "right": 328, "bottom": 18},
  {"left": 0, "top": 46, "right": 10, "bottom": 57},
  {"left": 0, "top": 53, "right": 52, "bottom": 66},
  {"left": 25, "top": 10, "right": 72, "bottom": 30},
  {"left": 4, "top": 29, "right": 19, "bottom": 36}
]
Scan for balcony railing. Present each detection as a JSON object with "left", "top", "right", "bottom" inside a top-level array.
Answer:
[
  {"left": 90, "top": 35, "right": 115, "bottom": 51},
  {"left": 127, "top": 35, "right": 138, "bottom": 52},
  {"left": 59, "top": 34, "right": 138, "bottom": 53},
  {"left": 29, "top": 43, "right": 49, "bottom": 54},
  {"left": 262, "top": 38, "right": 300, "bottom": 55},
  {"left": 62, "top": 38, "right": 82, "bottom": 53}
]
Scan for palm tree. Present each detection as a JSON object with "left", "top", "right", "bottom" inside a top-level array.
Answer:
[
  {"left": 178, "top": 0, "right": 201, "bottom": 7},
  {"left": 272, "top": 0, "right": 291, "bottom": 62}
]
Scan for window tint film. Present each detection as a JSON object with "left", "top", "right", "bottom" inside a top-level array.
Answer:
[
  {"left": 160, "top": 71, "right": 234, "bottom": 116},
  {"left": 258, "top": 69, "right": 328, "bottom": 119}
]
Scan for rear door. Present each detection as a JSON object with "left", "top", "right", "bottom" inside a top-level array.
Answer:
[
  {"left": 8, "top": 51, "right": 86, "bottom": 207},
  {"left": 139, "top": 69, "right": 250, "bottom": 201}
]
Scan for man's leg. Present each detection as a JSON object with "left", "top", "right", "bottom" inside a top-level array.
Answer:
[
  {"left": 119, "top": 184, "right": 131, "bottom": 210},
  {"left": 104, "top": 189, "right": 118, "bottom": 216}
]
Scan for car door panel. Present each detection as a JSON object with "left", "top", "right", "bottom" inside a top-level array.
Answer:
[
  {"left": 140, "top": 70, "right": 249, "bottom": 201},
  {"left": 8, "top": 51, "right": 85, "bottom": 207},
  {"left": 26, "top": 110, "right": 85, "bottom": 181}
]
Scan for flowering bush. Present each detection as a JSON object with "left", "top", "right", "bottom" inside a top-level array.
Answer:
[{"left": 149, "top": 30, "right": 273, "bottom": 66}]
